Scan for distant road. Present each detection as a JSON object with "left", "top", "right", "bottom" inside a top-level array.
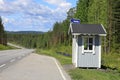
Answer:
[
  {"left": 0, "top": 49, "right": 34, "bottom": 71},
  {"left": 7, "top": 43, "right": 25, "bottom": 49},
  {"left": 0, "top": 43, "right": 71, "bottom": 80}
]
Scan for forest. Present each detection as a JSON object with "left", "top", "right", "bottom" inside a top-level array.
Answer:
[
  {"left": 7, "top": 0, "right": 120, "bottom": 54},
  {"left": 2, "top": 0, "right": 120, "bottom": 79},
  {"left": 0, "top": 17, "right": 7, "bottom": 46}
]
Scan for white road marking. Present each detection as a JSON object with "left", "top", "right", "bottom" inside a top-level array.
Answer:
[
  {"left": 0, "top": 64, "right": 6, "bottom": 68},
  {"left": 10, "top": 59, "right": 15, "bottom": 62},
  {"left": 52, "top": 58, "right": 66, "bottom": 80}
]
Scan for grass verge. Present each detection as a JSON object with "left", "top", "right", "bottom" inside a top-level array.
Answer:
[
  {"left": 102, "top": 53, "right": 120, "bottom": 72},
  {"left": 36, "top": 48, "right": 72, "bottom": 65},
  {"left": 69, "top": 68, "right": 120, "bottom": 80},
  {"left": 0, "top": 44, "right": 16, "bottom": 50},
  {"left": 36, "top": 47, "right": 120, "bottom": 80}
]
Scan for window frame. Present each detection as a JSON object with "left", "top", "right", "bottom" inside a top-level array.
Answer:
[{"left": 82, "top": 36, "right": 95, "bottom": 53}]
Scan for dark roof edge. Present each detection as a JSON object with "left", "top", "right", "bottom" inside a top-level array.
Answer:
[
  {"left": 101, "top": 24, "right": 107, "bottom": 34},
  {"left": 68, "top": 23, "right": 107, "bottom": 36}
]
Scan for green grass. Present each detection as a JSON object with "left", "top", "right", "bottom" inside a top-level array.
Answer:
[
  {"left": 54, "top": 45, "right": 72, "bottom": 54},
  {"left": 36, "top": 48, "right": 72, "bottom": 65},
  {"left": 0, "top": 44, "right": 16, "bottom": 50},
  {"left": 36, "top": 46, "right": 120, "bottom": 80},
  {"left": 69, "top": 68, "right": 120, "bottom": 80},
  {"left": 102, "top": 53, "right": 120, "bottom": 72},
  {"left": 69, "top": 53, "right": 120, "bottom": 80}
]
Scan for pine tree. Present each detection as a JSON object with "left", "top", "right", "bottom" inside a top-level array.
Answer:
[
  {"left": 0, "top": 17, "right": 7, "bottom": 45},
  {"left": 75, "top": 0, "right": 90, "bottom": 23}
]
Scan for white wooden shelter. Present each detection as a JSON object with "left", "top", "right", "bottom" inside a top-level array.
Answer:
[{"left": 69, "top": 22, "right": 107, "bottom": 68}]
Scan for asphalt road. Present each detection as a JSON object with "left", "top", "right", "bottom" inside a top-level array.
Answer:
[
  {"left": 0, "top": 49, "right": 34, "bottom": 71},
  {"left": 0, "top": 43, "right": 71, "bottom": 80},
  {"left": 0, "top": 51, "right": 71, "bottom": 80}
]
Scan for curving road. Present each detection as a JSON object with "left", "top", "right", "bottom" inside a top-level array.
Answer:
[
  {"left": 0, "top": 49, "right": 34, "bottom": 71},
  {"left": 0, "top": 43, "right": 71, "bottom": 80}
]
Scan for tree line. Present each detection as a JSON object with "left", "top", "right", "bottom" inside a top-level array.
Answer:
[
  {"left": 7, "top": 20, "right": 72, "bottom": 49},
  {"left": 7, "top": 0, "right": 120, "bottom": 53},
  {"left": 75, "top": 0, "right": 120, "bottom": 53},
  {"left": 0, "top": 17, "right": 7, "bottom": 45}
]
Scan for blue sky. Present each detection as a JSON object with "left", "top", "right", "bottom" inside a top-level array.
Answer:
[{"left": 0, "top": 0, "right": 77, "bottom": 32}]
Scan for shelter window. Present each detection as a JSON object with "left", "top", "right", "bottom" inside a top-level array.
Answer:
[{"left": 83, "top": 36, "right": 94, "bottom": 53}]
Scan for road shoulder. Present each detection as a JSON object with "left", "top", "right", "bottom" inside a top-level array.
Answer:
[{"left": 0, "top": 53, "right": 71, "bottom": 80}]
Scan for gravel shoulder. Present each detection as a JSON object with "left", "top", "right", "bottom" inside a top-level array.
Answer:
[{"left": 0, "top": 53, "right": 71, "bottom": 80}]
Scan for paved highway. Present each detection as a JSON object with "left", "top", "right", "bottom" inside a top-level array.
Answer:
[
  {"left": 0, "top": 44, "right": 71, "bottom": 80},
  {"left": 0, "top": 53, "right": 71, "bottom": 80},
  {"left": 0, "top": 49, "right": 34, "bottom": 71}
]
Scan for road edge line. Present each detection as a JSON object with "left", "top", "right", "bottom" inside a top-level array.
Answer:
[{"left": 52, "top": 58, "right": 67, "bottom": 80}]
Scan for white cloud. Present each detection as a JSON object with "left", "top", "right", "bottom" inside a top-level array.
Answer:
[
  {"left": 12, "top": 0, "right": 31, "bottom": 6},
  {"left": 0, "top": 0, "right": 4, "bottom": 5},
  {"left": 44, "top": 0, "right": 64, "bottom": 5},
  {"left": 59, "top": 2, "right": 71, "bottom": 9},
  {"left": 44, "top": 0, "right": 71, "bottom": 20},
  {"left": 1, "top": 16, "right": 9, "bottom": 23},
  {"left": 44, "top": 0, "right": 71, "bottom": 9},
  {"left": 0, "top": 0, "right": 72, "bottom": 31}
]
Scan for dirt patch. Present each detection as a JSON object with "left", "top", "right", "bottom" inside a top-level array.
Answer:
[{"left": 63, "top": 64, "right": 75, "bottom": 71}]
